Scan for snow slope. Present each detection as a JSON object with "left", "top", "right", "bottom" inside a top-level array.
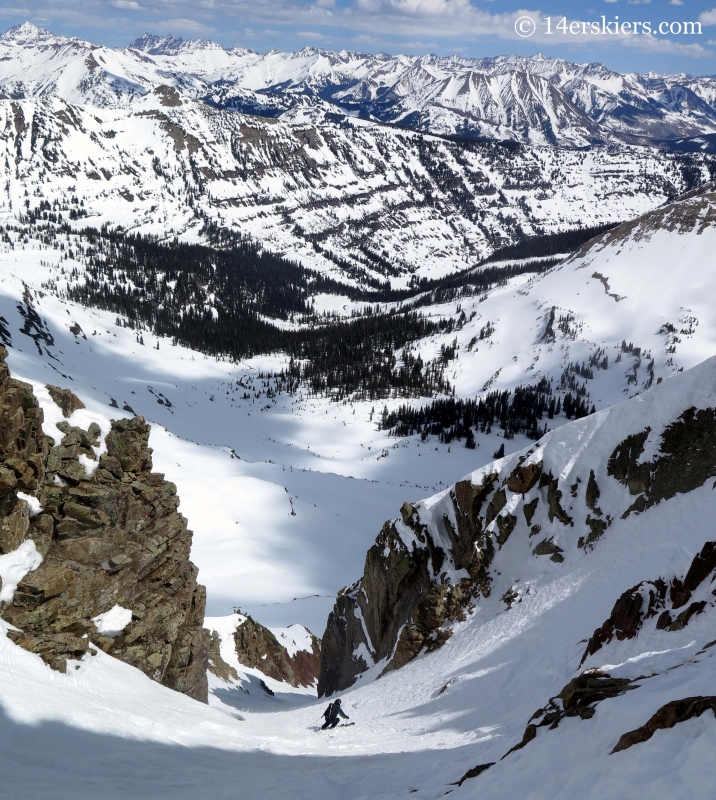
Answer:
[
  {"left": 389, "top": 184, "right": 716, "bottom": 408},
  {"left": 2, "top": 345, "right": 716, "bottom": 799}
]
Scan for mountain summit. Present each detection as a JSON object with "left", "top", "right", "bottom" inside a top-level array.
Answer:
[
  {"left": 2, "top": 22, "right": 716, "bottom": 147},
  {"left": 0, "top": 22, "right": 58, "bottom": 44}
]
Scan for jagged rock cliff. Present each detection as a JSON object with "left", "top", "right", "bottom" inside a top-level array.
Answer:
[
  {"left": 233, "top": 615, "right": 321, "bottom": 688},
  {"left": 0, "top": 348, "right": 209, "bottom": 702},
  {"left": 0, "top": 352, "right": 49, "bottom": 555},
  {"left": 318, "top": 358, "right": 716, "bottom": 696}
]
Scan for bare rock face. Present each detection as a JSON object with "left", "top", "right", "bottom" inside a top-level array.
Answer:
[
  {"left": 318, "top": 473, "right": 502, "bottom": 697},
  {"left": 612, "top": 696, "right": 716, "bottom": 753},
  {"left": 233, "top": 616, "right": 321, "bottom": 688},
  {"left": 608, "top": 407, "right": 716, "bottom": 515},
  {"left": 0, "top": 349, "right": 50, "bottom": 554},
  {"left": 45, "top": 385, "right": 85, "bottom": 418},
  {"left": 0, "top": 353, "right": 209, "bottom": 702}
]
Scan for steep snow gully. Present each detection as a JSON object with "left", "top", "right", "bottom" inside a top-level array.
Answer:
[{"left": 0, "top": 265, "right": 715, "bottom": 797}]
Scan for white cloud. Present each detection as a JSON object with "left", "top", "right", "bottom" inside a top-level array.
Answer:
[
  {"left": 297, "top": 30, "right": 325, "bottom": 40},
  {"left": 110, "top": 1, "right": 143, "bottom": 9},
  {"left": 670, "top": 0, "right": 684, "bottom": 6},
  {"left": 156, "top": 17, "right": 216, "bottom": 35},
  {"left": 700, "top": 7, "right": 716, "bottom": 25}
]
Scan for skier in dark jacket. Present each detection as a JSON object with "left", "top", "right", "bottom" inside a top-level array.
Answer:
[{"left": 321, "top": 698, "right": 349, "bottom": 729}]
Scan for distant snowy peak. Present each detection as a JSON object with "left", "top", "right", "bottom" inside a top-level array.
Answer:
[
  {"left": 0, "top": 22, "right": 62, "bottom": 46},
  {"left": 3, "top": 22, "right": 716, "bottom": 146},
  {"left": 335, "top": 65, "right": 603, "bottom": 146},
  {"left": 128, "top": 32, "right": 251, "bottom": 57},
  {"left": 129, "top": 33, "right": 197, "bottom": 55}
]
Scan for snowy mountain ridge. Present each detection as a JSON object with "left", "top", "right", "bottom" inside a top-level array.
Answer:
[
  {"left": 1, "top": 90, "right": 711, "bottom": 291},
  {"left": 3, "top": 22, "right": 716, "bottom": 147}
]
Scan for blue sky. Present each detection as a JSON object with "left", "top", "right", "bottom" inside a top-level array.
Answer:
[{"left": 3, "top": 0, "right": 716, "bottom": 74}]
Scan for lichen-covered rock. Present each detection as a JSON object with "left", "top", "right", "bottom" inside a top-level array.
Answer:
[
  {"left": 46, "top": 385, "right": 85, "bottom": 417},
  {"left": 0, "top": 349, "right": 50, "bottom": 554},
  {"left": 105, "top": 417, "right": 154, "bottom": 473},
  {"left": 0, "top": 350, "right": 209, "bottom": 702},
  {"left": 233, "top": 616, "right": 320, "bottom": 688}
]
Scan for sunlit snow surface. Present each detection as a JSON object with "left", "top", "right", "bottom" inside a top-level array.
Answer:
[
  {"left": 91, "top": 605, "right": 133, "bottom": 637},
  {"left": 0, "top": 539, "right": 42, "bottom": 603},
  {"left": 1, "top": 217, "right": 716, "bottom": 796}
]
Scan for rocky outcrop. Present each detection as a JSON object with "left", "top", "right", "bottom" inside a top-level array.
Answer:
[
  {"left": 318, "top": 475, "right": 500, "bottom": 696},
  {"left": 317, "top": 454, "right": 582, "bottom": 696},
  {"left": 581, "top": 540, "right": 716, "bottom": 664},
  {"left": 456, "top": 670, "right": 636, "bottom": 786},
  {"left": 46, "top": 385, "right": 85, "bottom": 417},
  {"left": 319, "top": 386, "right": 716, "bottom": 696},
  {"left": 0, "top": 353, "right": 49, "bottom": 554},
  {"left": 611, "top": 696, "right": 716, "bottom": 753},
  {"left": 0, "top": 351, "right": 209, "bottom": 702},
  {"left": 233, "top": 616, "right": 321, "bottom": 688},
  {"left": 207, "top": 630, "right": 239, "bottom": 683},
  {"left": 608, "top": 407, "right": 716, "bottom": 515}
]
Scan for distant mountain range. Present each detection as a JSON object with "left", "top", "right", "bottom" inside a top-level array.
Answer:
[{"left": 2, "top": 22, "right": 716, "bottom": 149}]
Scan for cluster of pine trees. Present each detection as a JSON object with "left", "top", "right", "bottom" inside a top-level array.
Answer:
[
  {"left": 22, "top": 217, "right": 608, "bottom": 407},
  {"left": 382, "top": 378, "right": 561, "bottom": 444},
  {"left": 62, "top": 227, "right": 458, "bottom": 400},
  {"left": 482, "top": 223, "right": 618, "bottom": 264}
]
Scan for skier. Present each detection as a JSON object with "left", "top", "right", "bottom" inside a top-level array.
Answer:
[{"left": 321, "top": 698, "right": 349, "bottom": 729}]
